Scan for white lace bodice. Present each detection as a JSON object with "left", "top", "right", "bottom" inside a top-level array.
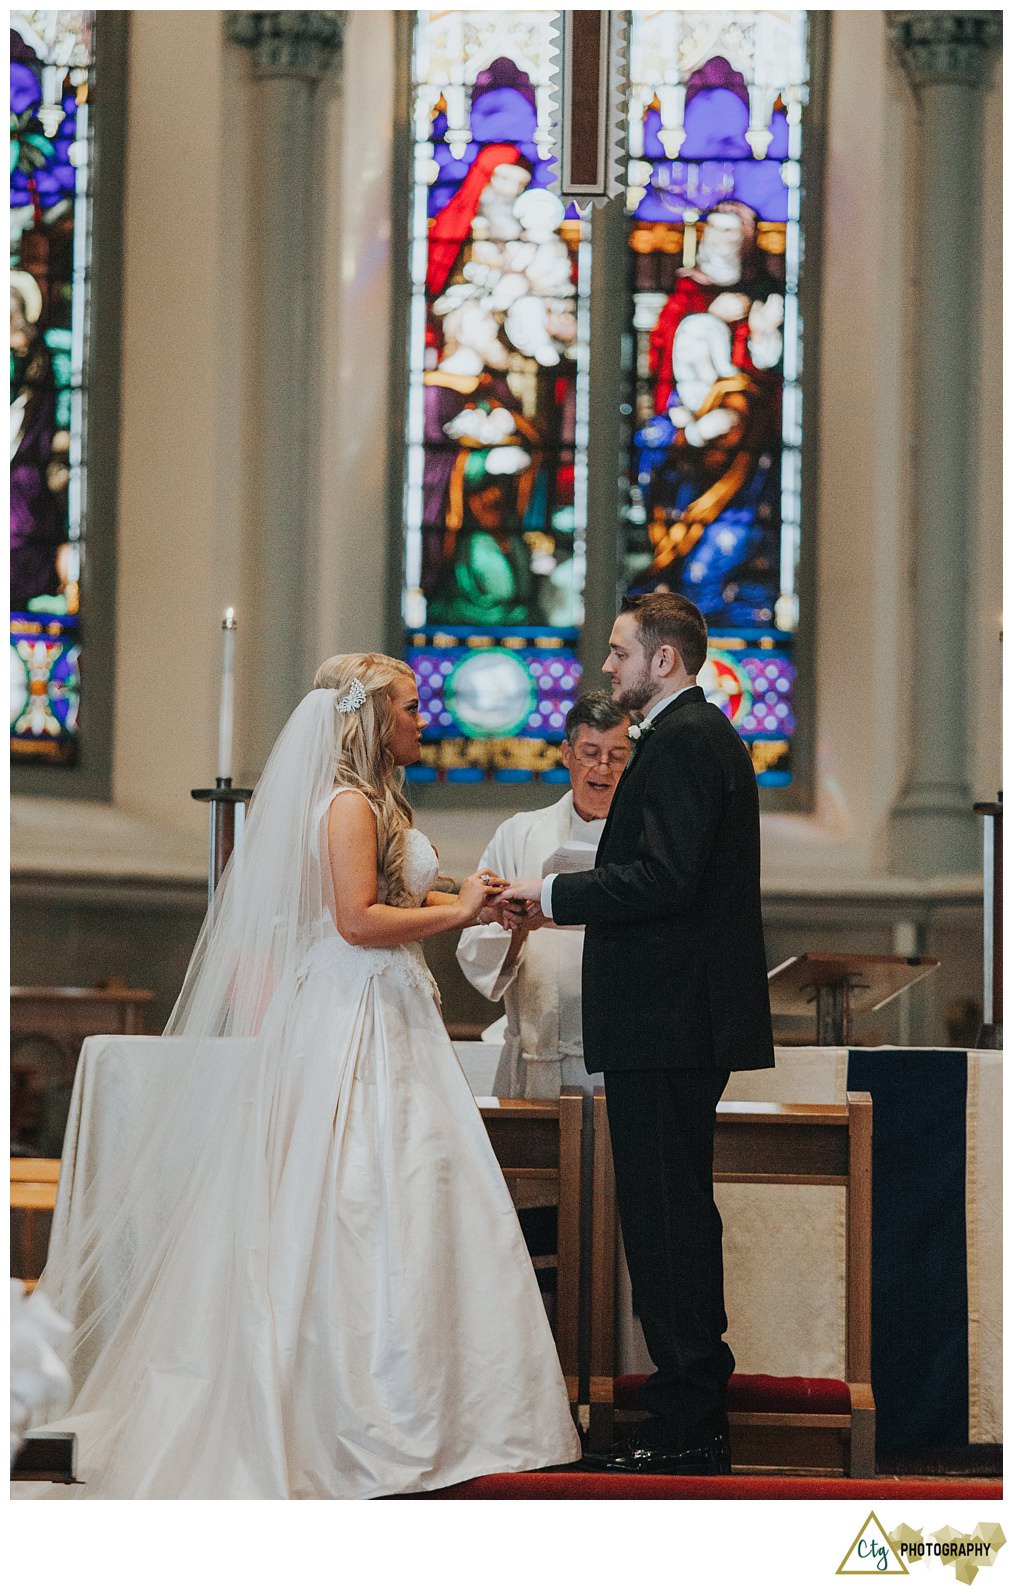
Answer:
[{"left": 396, "top": 825, "right": 441, "bottom": 906}]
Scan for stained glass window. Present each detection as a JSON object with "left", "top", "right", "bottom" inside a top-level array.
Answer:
[
  {"left": 623, "top": 11, "right": 809, "bottom": 787},
  {"left": 10, "top": 10, "right": 94, "bottom": 765},
  {"left": 404, "top": 10, "right": 591, "bottom": 784}
]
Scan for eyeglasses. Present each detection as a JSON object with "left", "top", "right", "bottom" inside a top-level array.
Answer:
[{"left": 570, "top": 746, "right": 630, "bottom": 769}]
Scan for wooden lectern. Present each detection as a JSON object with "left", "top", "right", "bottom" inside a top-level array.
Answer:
[{"left": 767, "top": 952, "right": 940, "bottom": 1045}]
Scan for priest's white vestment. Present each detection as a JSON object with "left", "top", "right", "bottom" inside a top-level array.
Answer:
[{"left": 456, "top": 792, "right": 605, "bottom": 1098}]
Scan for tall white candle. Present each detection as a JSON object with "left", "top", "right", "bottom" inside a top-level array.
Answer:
[{"left": 217, "top": 608, "right": 236, "bottom": 781}]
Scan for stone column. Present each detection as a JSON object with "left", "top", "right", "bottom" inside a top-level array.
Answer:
[
  {"left": 226, "top": 12, "right": 345, "bottom": 772},
  {"left": 886, "top": 11, "right": 1000, "bottom": 876}
]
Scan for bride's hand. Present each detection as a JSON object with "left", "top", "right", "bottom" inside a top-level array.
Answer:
[{"left": 456, "top": 870, "right": 508, "bottom": 924}]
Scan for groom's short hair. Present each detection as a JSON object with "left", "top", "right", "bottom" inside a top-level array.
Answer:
[
  {"left": 564, "top": 691, "right": 628, "bottom": 744},
  {"left": 621, "top": 593, "right": 709, "bottom": 676}
]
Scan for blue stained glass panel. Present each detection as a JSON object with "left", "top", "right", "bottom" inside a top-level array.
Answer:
[
  {"left": 623, "top": 9, "right": 810, "bottom": 788},
  {"left": 406, "top": 625, "right": 583, "bottom": 782},
  {"left": 404, "top": 11, "right": 591, "bottom": 784},
  {"left": 10, "top": 10, "right": 94, "bottom": 766}
]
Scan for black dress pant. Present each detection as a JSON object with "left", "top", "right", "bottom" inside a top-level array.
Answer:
[{"left": 604, "top": 1067, "right": 734, "bottom": 1442}]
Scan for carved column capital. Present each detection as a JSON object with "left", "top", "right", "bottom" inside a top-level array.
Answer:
[
  {"left": 226, "top": 10, "right": 345, "bottom": 81},
  {"left": 888, "top": 11, "right": 1001, "bottom": 88}
]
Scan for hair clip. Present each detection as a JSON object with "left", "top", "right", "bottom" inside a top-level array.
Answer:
[{"left": 336, "top": 678, "right": 367, "bottom": 715}]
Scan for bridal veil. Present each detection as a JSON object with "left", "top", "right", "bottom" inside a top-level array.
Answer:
[{"left": 40, "top": 689, "right": 344, "bottom": 1413}]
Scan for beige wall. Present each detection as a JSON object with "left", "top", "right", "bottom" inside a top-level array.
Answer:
[
  {"left": 11, "top": 11, "right": 1001, "bottom": 901},
  {"left": 308, "top": 11, "right": 397, "bottom": 680},
  {"left": 114, "top": 10, "right": 251, "bottom": 838},
  {"left": 971, "top": 36, "right": 1003, "bottom": 809}
]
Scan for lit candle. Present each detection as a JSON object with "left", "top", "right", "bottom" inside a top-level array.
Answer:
[{"left": 217, "top": 608, "right": 236, "bottom": 780}]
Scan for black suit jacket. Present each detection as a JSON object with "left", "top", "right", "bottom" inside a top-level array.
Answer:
[{"left": 552, "top": 687, "right": 774, "bottom": 1074}]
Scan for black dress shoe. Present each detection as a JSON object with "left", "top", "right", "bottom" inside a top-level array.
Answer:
[{"left": 583, "top": 1426, "right": 732, "bottom": 1476}]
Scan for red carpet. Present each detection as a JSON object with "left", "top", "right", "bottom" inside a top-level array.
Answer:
[
  {"left": 402, "top": 1473, "right": 1002, "bottom": 1501},
  {"left": 616, "top": 1372, "right": 853, "bottom": 1414}
]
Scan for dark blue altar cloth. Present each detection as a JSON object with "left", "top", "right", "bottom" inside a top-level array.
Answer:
[{"left": 847, "top": 1049, "right": 969, "bottom": 1451}]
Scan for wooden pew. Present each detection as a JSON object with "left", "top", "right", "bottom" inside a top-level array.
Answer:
[
  {"left": 11, "top": 1431, "right": 78, "bottom": 1485},
  {"left": 480, "top": 1090, "right": 583, "bottom": 1416},
  {"left": 11, "top": 981, "right": 156, "bottom": 1060},
  {"left": 589, "top": 1088, "right": 875, "bottom": 1477},
  {"left": 11, "top": 982, "right": 156, "bottom": 1167},
  {"left": 10, "top": 1157, "right": 61, "bottom": 1292}
]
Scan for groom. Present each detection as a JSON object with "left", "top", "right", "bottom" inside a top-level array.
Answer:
[{"left": 500, "top": 593, "right": 774, "bottom": 1474}]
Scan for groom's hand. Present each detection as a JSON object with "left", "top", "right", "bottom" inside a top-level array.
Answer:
[
  {"left": 495, "top": 880, "right": 548, "bottom": 932},
  {"left": 498, "top": 878, "right": 542, "bottom": 904}
]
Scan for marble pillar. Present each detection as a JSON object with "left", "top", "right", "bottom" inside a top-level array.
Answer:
[
  {"left": 226, "top": 12, "right": 345, "bottom": 772},
  {"left": 886, "top": 11, "right": 1001, "bottom": 876}
]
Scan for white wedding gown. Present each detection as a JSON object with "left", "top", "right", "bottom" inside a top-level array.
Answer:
[{"left": 19, "top": 812, "right": 580, "bottom": 1499}]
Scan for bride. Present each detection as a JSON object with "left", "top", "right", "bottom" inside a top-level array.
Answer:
[{"left": 23, "top": 653, "right": 581, "bottom": 1499}]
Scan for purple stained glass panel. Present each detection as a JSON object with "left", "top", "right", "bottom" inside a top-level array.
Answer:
[
  {"left": 406, "top": 15, "right": 591, "bottom": 783},
  {"left": 685, "top": 56, "right": 750, "bottom": 103},
  {"left": 406, "top": 630, "right": 583, "bottom": 782},
  {"left": 633, "top": 143, "right": 791, "bottom": 225},
  {"left": 625, "top": 11, "right": 808, "bottom": 789},
  {"left": 10, "top": 11, "right": 94, "bottom": 768},
  {"left": 679, "top": 88, "right": 752, "bottom": 160}
]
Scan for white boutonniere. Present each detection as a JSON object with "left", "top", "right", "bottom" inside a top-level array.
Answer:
[{"left": 627, "top": 719, "right": 655, "bottom": 746}]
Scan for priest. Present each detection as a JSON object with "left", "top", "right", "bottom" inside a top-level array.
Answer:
[{"left": 457, "top": 693, "right": 630, "bottom": 1097}]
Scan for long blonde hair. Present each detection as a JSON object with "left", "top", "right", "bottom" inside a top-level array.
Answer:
[{"left": 313, "top": 652, "right": 417, "bottom": 906}]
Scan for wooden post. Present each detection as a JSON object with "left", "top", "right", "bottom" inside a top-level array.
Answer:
[
  {"left": 588, "top": 1087, "right": 617, "bottom": 1451},
  {"left": 973, "top": 797, "right": 1002, "bottom": 1048},
  {"left": 844, "top": 1092, "right": 873, "bottom": 1387},
  {"left": 556, "top": 1087, "right": 584, "bottom": 1414}
]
